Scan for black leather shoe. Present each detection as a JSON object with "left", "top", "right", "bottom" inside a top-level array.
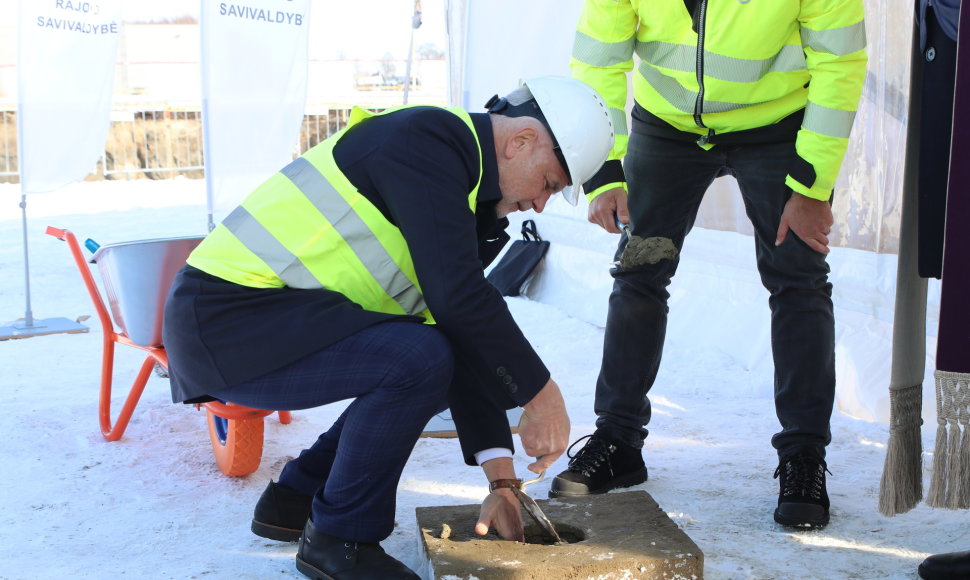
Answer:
[
  {"left": 918, "top": 550, "right": 970, "bottom": 580},
  {"left": 549, "top": 433, "right": 648, "bottom": 498},
  {"left": 295, "top": 520, "right": 419, "bottom": 579},
  {"left": 773, "top": 448, "right": 830, "bottom": 529},
  {"left": 251, "top": 480, "right": 314, "bottom": 542}
]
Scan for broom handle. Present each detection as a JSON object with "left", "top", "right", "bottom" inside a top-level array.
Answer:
[{"left": 890, "top": 18, "right": 928, "bottom": 391}]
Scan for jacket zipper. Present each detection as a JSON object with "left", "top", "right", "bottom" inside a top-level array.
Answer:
[{"left": 693, "top": 0, "right": 715, "bottom": 145}]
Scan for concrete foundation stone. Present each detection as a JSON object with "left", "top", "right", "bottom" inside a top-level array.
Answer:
[{"left": 416, "top": 490, "right": 703, "bottom": 579}]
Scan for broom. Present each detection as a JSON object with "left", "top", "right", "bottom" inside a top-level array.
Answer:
[{"left": 878, "top": 17, "right": 928, "bottom": 517}]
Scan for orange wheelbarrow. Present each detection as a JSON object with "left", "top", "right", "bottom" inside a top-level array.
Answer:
[{"left": 46, "top": 226, "right": 291, "bottom": 477}]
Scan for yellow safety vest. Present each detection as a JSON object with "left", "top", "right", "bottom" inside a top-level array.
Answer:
[
  {"left": 571, "top": 0, "right": 867, "bottom": 201},
  {"left": 187, "top": 106, "right": 482, "bottom": 323}
]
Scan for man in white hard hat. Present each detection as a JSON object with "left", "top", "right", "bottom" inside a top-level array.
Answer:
[{"left": 162, "top": 76, "right": 613, "bottom": 579}]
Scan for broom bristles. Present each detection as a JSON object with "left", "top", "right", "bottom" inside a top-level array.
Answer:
[{"left": 879, "top": 384, "right": 923, "bottom": 516}]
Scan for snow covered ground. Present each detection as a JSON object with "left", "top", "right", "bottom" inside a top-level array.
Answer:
[{"left": 1, "top": 179, "right": 966, "bottom": 580}]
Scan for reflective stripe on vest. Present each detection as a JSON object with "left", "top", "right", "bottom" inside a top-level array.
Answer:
[
  {"left": 636, "top": 41, "right": 806, "bottom": 83},
  {"left": 636, "top": 59, "right": 757, "bottom": 115},
  {"left": 187, "top": 105, "right": 481, "bottom": 321},
  {"left": 223, "top": 157, "right": 429, "bottom": 315},
  {"left": 573, "top": 30, "right": 635, "bottom": 68},
  {"left": 800, "top": 21, "right": 867, "bottom": 57},
  {"left": 803, "top": 102, "right": 856, "bottom": 139}
]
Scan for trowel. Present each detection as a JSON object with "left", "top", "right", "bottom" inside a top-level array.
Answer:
[{"left": 511, "top": 471, "right": 562, "bottom": 544}]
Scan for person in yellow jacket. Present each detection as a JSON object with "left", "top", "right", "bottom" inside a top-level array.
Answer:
[
  {"left": 163, "top": 76, "right": 613, "bottom": 579},
  {"left": 549, "top": 0, "right": 867, "bottom": 531}
]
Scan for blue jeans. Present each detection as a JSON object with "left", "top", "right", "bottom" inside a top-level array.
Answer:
[
  {"left": 209, "top": 320, "right": 453, "bottom": 542},
  {"left": 594, "top": 130, "right": 835, "bottom": 457}
]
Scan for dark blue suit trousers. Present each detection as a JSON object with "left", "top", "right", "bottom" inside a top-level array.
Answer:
[{"left": 209, "top": 320, "right": 453, "bottom": 542}]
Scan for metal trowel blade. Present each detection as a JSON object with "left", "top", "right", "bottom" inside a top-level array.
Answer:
[{"left": 511, "top": 486, "right": 562, "bottom": 544}]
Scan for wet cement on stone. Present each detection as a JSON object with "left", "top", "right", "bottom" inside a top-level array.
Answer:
[{"left": 416, "top": 490, "right": 703, "bottom": 579}]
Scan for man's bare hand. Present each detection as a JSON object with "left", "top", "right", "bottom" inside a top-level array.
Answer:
[
  {"left": 775, "top": 192, "right": 834, "bottom": 254},
  {"left": 588, "top": 187, "right": 629, "bottom": 233},
  {"left": 475, "top": 488, "right": 524, "bottom": 541},
  {"left": 518, "top": 379, "right": 570, "bottom": 473}
]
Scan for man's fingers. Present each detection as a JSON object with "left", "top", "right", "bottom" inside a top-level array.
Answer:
[
  {"left": 477, "top": 513, "right": 523, "bottom": 542},
  {"left": 590, "top": 211, "right": 621, "bottom": 233},
  {"left": 603, "top": 216, "right": 621, "bottom": 234},
  {"left": 527, "top": 456, "right": 558, "bottom": 474},
  {"left": 775, "top": 221, "right": 789, "bottom": 247},
  {"left": 808, "top": 238, "right": 830, "bottom": 254},
  {"left": 520, "top": 432, "right": 567, "bottom": 462}
]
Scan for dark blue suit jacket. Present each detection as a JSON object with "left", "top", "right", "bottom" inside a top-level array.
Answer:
[{"left": 163, "top": 108, "right": 550, "bottom": 463}]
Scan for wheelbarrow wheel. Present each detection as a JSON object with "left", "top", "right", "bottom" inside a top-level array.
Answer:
[{"left": 206, "top": 408, "right": 264, "bottom": 477}]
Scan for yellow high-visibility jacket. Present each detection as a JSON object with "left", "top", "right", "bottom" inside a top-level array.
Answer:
[
  {"left": 572, "top": 0, "right": 867, "bottom": 201},
  {"left": 187, "top": 105, "right": 481, "bottom": 323}
]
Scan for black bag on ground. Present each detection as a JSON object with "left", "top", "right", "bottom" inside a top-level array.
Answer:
[{"left": 486, "top": 219, "right": 550, "bottom": 297}]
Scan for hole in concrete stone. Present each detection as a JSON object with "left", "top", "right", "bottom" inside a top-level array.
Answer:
[
  {"left": 522, "top": 521, "right": 585, "bottom": 545},
  {"left": 434, "top": 520, "right": 586, "bottom": 545}
]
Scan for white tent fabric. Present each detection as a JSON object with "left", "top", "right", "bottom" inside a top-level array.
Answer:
[
  {"left": 200, "top": 0, "right": 310, "bottom": 227},
  {"left": 16, "top": 0, "right": 124, "bottom": 194},
  {"left": 447, "top": 0, "right": 909, "bottom": 255}
]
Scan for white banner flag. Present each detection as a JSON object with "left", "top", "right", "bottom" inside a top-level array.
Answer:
[
  {"left": 17, "top": 0, "right": 124, "bottom": 194},
  {"left": 201, "top": 0, "right": 311, "bottom": 226}
]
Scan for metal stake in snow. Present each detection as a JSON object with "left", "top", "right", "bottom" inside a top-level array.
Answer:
[{"left": 0, "top": 190, "right": 89, "bottom": 341}]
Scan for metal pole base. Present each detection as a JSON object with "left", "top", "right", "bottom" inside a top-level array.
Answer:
[{"left": 0, "top": 316, "right": 89, "bottom": 341}]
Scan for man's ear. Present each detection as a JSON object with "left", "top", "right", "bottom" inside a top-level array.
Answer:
[{"left": 504, "top": 126, "right": 538, "bottom": 159}]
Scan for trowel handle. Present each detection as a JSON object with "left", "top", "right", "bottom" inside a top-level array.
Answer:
[{"left": 521, "top": 470, "right": 546, "bottom": 489}]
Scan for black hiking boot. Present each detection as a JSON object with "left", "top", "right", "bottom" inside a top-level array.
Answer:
[
  {"left": 296, "top": 520, "right": 419, "bottom": 579},
  {"left": 251, "top": 480, "right": 314, "bottom": 542},
  {"left": 773, "top": 448, "right": 831, "bottom": 529},
  {"left": 548, "top": 433, "right": 647, "bottom": 498}
]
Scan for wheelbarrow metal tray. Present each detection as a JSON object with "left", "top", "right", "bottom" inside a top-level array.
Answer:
[{"left": 91, "top": 235, "right": 204, "bottom": 347}]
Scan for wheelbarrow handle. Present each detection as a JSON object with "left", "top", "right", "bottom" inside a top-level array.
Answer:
[{"left": 46, "top": 226, "right": 68, "bottom": 240}]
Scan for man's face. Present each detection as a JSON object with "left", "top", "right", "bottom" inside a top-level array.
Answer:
[{"left": 495, "top": 126, "right": 569, "bottom": 218}]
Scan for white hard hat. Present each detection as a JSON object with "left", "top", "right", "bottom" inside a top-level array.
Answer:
[
  {"left": 485, "top": 76, "right": 615, "bottom": 205},
  {"left": 522, "top": 76, "right": 614, "bottom": 205}
]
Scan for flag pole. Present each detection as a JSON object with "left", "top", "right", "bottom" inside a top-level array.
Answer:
[
  {"left": 0, "top": 187, "right": 89, "bottom": 341},
  {"left": 403, "top": 0, "right": 422, "bottom": 104}
]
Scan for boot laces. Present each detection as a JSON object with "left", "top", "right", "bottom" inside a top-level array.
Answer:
[
  {"left": 774, "top": 453, "right": 830, "bottom": 500},
  {"left": 566, "top": 434, "right": 616, "bottom": 478},
  {"left": 340, "top": 540, "right": 385, "bottom": 561}
]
